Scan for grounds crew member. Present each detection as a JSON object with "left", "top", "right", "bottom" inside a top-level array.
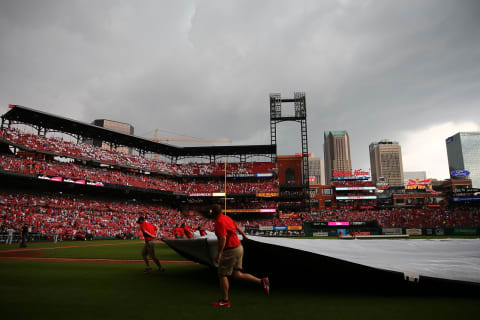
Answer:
[
  {"left": 210, "top": 204, "right": 269, "bottom": 307},
  {"left": 20, "top": 224, "right": 28, "bottom": 248},
  {"left": 137, "top": 216, "right": 165, "bottom": 274}
]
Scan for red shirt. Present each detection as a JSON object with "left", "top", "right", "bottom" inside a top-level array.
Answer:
[
  {"left": 184, "top": 226, "right": 194, "bottom": 238},
  {"left": 140, "top": 221, "right": 156, "bottom": 242},
  {"left": 174, "top": 227, "right": 185, "bottom": 236},
  {"left": 215, "top": 214, "right": 241, "bottom": 249}
]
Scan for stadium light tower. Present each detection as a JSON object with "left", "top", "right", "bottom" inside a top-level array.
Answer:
[{"left": 269, "top": 92, "right": 310, "bottom": 187}]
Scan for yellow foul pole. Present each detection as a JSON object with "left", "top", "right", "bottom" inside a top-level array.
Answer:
[{"left": 224, "top": 156, "right": 227, "bottom": 215}]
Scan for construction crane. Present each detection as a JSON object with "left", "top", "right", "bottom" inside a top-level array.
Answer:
[{"left": 150, "top": 129, "right": 232, "bottom": 159}]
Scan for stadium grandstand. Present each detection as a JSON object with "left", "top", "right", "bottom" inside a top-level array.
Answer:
[
  {"left": 0, "top": 105, "right": 285, "bottom": 241},
  {"left": 1, "top": 104, "right": 480, "bottom": 242}
]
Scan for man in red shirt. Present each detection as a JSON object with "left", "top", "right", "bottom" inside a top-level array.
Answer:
[
  {"left": 183, "top": 224, "right": 194, "bottom": 239},
  {"left": 137, "top": 216, "right": 165, "bottom": 273},
  {"left": 173, "top": 225, "right": 186, "bottom": 238},
  {"left": 210, "top": 204, "right": 269, "bottom": 308}
]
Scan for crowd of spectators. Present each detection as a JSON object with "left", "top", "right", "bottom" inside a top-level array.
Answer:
[
  {"left": 179, "top": 161, "right": 275, "bottom": 176},
  {"left": 1, "top": 191, "right": 479, "bottom": 243},
  {"left": 304, "top": 207, "right": 480, "bottom": 228},
  {"left": 186, "top": 180, "right": 278, "bottom": 194},
  {"left": 182, "top": 201, "right": 276, "bottom": 212},
  {"left": 0, "top": 154, "right": 278, "bottom": 194},
  {"left": 1, "top": 128, "right": 275, "bottom": 176},
  {"left": 0, "top": 193, "right": 213, "bottom": 240}
]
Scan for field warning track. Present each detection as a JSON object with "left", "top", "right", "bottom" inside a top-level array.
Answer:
[
  {"left": 0, "top": 256, "right": 195, "bottom": 264},
  {"left": 0, "top": 241, "right": 194, "bottom": 264}
]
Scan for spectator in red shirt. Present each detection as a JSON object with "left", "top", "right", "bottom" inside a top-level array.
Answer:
[
  {"left": 137, "top": 216, "right": 165, "bottom": 274},
  {"left": 210, "top": 204, "right": 269, "bottom": 308},
  {"left": 173, "top": 225, "right": 186, "bottom": 239},
  {"left": 183, "top": 224, "right": 194, "bottom": 239}
]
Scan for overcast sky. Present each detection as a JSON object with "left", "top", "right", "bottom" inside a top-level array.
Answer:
[{"left": 1, "top": 0, "right": 479, "bottom": 179}]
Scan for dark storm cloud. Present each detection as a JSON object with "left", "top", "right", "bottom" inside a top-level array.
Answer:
[{"left": 1, "top": 0, "right": 479, "bottom": 177}]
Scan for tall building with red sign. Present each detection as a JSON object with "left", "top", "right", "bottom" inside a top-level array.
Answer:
[{"left": 323, "top": 130, "right": 352, "bottom": 184}]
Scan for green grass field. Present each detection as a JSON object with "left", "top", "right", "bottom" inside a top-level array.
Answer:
[{"left": 0, "top": 240, "right": 479, "bottom": 320}]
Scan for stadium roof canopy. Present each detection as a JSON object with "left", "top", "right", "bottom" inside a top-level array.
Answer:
[{"left": 2, "top": 105, "right": 276, "bottom": 160}]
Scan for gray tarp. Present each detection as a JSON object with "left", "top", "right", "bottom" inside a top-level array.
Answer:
[
  {"left": 164, "top": 236, "right": 480, "bottom": 285},
  {"left": 249, "top": 237, "right": 480, "bottom": 284}
]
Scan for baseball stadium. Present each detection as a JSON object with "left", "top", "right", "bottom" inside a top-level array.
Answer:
[{"left": 1, "top": 95, "right": 479, "bottom": 320}]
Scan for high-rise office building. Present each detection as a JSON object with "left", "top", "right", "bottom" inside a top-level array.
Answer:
[
  {"left": 91, "top": 119, "right": 135, "bottom": 155},
  {"left": 446, "top": 132, "right": 480, "bottom": 188},
  {"left": 369, "top": 140, "right": 404, "bottom": 187},
  {"left": 324, "top": 130, "right": 352, "bottom": 184},
  {"left": 309, "top": 156, "right": 325, "bottom": 185}
]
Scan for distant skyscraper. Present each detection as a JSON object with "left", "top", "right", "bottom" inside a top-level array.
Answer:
[
  {"left": 309, "top": 156, "right": 325, "bottom": 185},
  {"left": 324, "top": 130, "right": 352, "bottom": 184},
  {"left": 91, "top": 119, "right": 135, "bottom": 155},
  {"left": 403, "top": 171, "right": 427, "bottom": 185},
  {"left": 446, "top": 132, "right": 480, "bottom": 188},
  {"left": 369, "top": 140, "right": 404, "bottom": 187}
]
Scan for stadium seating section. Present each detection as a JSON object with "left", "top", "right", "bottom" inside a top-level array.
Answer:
[{"left": 1, "top": 128, "right": 275, "bottom": 176}]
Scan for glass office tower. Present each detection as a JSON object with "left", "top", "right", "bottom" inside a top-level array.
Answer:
[{"left": 446, "top": 132, "right": 480, "bottom": 188}]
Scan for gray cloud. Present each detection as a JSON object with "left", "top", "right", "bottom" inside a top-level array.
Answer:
[{"left": 1, "top": 0, "right": 479, "bottom": 175}]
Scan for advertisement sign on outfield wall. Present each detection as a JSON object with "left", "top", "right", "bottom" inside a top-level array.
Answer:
[
  {"left": 406, "top": 228, "right": 422, "bottom": 236},
  {"left": 328, "top": 222, "right": 349, "bottom": 226},
  {"left": 383, "top": 228, "right": 402, "bottom": 235},
  {"left": 313, "top": 232, "right": 328, "bottom": 237},
  {"left": 453, "top": 227, "right": 477, "bottom": 235},
  {"left": 288, "top": 226, "right": 302, "bottom": 231},
  {"left": 259, "top": 226, "right": 274, "bottom": 231}
]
